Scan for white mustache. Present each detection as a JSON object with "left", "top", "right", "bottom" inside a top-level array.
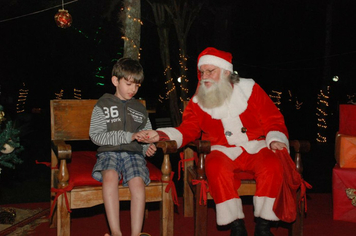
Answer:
[{"left": 200, "top": 79, "right": 216, "bottom": 85}]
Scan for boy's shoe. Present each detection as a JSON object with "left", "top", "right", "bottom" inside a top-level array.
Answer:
[{"left": 139, "top": 233, "right": 151, "bottom": 236}]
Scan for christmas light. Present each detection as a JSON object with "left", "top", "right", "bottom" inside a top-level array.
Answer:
[
  {"left": 178, "top": 49, "right": 189, "bottom": 101},
  {"left": 120, "top": 6, "right": 142, "bottom": 59},
  {"left": 269, "top": 90, "right": 282, "bottom": 109},
  {"left": 74, "top": 88, "right": 81, "bottom": 99},
  {"left": 347, "top": 94, "right": 356, "bottom": 104},
  {"left": 288, "top": 90, "right": 292, "bottom": 102},
  {"left": 316, "top": 86, "right": 330, "bottom": 143},
  {"left": 55, "top": 89, "right": 64, "bottom": 99},
  {"left": 16, "top": 83, "right": 29, "bottom": 113},
  {"left": 295, "top": 99, "right": 303, "bottom": 110}
]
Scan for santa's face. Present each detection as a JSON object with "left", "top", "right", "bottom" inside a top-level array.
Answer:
[
  {"left": 196, "top": 65, "right": 233, "bottom": 109},
  {"left": 200, "top": 65, "right": 221, "bottom": 88}
]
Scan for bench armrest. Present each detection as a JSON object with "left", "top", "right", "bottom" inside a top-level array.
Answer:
[
  {"left": 51, "top": 140, "right": 72, "bottom": 188},
  {"left": 52, "top": 140, "right": 72, "bottom": 160}
]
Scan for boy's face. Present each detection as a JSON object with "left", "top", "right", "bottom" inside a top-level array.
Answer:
[{"left": 112, "top": 76, "right": 140, "bottom": 100}]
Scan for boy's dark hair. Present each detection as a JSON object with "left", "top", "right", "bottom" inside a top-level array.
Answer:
[{"left": 112, "top": 58, "right": 144, "bottom": 84}]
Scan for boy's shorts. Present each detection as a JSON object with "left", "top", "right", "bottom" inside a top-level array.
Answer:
[{"left": 92, "top": 151, "right": 150, "bottom": 187}]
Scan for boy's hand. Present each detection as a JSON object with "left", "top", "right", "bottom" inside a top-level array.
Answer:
[
  {"left": 146, "top": 144, "right": 157, "bottom": 157},
  {"left": 135, "top": 130, "right": 159, "bottom": 143}
]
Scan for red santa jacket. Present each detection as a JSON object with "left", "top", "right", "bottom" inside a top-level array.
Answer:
[{"left": 158, "top": 78, "right": 289, "bottom": 161}]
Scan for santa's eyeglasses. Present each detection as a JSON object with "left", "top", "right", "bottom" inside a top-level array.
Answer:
[{"left": 200, "top": 68, "right": 218, "bottom": 77}]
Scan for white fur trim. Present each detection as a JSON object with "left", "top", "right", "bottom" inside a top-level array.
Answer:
[
  {"left": 266, "top": 131, "right": 289, "bottom": 152},
  {"left": 253, "top": 196, "right": 279, "bottom": 221},
  {"left": 221, "top": 116, "right": 248, "bottom": 145},
  {"left": 216, "top": 198, "right": 245, "bottom": 225},
  {"left": 198, "top": 55, "right": 233, "bottom": 72},
  {"left": 211, "top": 146, "right": 243, "bottom": 161},
  {"left": 157, "top": 127, "right": 183, "bottom": 148},
  {"left": 242, "top": 140, "right": 267, "bottom": 154}
]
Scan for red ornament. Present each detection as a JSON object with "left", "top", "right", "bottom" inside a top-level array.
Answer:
[{"left": 54, "top": 9, "right": 72, "bottom": 29}]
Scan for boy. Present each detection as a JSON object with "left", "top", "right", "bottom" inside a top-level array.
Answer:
[{"left": 90, "top": 58, "right": 156, "bottom": 236}]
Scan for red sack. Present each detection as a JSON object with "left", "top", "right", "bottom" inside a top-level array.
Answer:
[{"left": 273, "top": 149, "right": 311, "bottom": 223}]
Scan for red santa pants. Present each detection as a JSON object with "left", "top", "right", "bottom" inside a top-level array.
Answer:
[{"left": 205, "top": 147, "right": 283, "bottom": 225}]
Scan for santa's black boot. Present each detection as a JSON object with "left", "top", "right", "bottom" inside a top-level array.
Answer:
[
  {"left": 254, "top": 218, "right": 274, "bottom": 236},
  {"left": 230, "top": 219, "right": 248, "bottom": 236}
]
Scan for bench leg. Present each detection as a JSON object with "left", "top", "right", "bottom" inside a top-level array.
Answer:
[
  {"left": 49, "top": 195, "right": 57, "bottom": 228},
  {"left": 184, "top": 148, "right": 194, "bottom": 217},
  {"left": 57, "top": 193, "right": 71, "bottom": 236},
  {"left": 161, "top": 183, "right": 174, "bottom": 236},
  {"left": 289, "top": 190, "right": 304, "bottom": 236},
  {"left": 184, "top": 179, "right": 194, "bottom": 217},
  {"left": 194, "top": 183, "right": 208, "bottom": 236}
]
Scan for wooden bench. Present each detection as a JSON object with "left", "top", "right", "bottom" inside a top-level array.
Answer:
[{"left": 50, "top": 99, "right": 175, "bottom": 236}]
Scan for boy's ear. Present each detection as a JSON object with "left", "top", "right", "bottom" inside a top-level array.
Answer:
[{"left": 112, "top": 76, "right": 119, "bottom": 86}]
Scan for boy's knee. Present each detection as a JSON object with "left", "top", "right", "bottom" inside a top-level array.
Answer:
[
  {"left": 102, "top": 169, "right": 119, "bottom": 181},
  {"left": 128, "top": 176, "right": 145, "bottom": 186}
]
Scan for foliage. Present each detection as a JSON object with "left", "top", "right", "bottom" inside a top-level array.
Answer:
[{"left": 0, "top": 105, "right": 24, "bottom": 172}]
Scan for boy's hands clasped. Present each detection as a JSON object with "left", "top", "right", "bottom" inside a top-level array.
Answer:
[
  {"left": 145, "top": 143, "right": 157, "bottom": 157},
  {"left": 134, "top": 130, "right": 160, "bottom": 143}
]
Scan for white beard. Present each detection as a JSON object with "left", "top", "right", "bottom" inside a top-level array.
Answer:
[{"left": 196, "top": 72, "right": 233, "bottom": 109}]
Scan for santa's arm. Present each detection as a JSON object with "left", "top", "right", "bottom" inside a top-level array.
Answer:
[
  {"left": 157, "top": 100, "right": 202, "bottom": 148},
  {"left": 252, "top": 84, "right": 289, "bottom": 148},
  {"left": 136, "top": 101, "right": 202, "bottom": 147}
]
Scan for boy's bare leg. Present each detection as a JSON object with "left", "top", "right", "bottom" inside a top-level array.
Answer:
[
  {"left": 102, "top": 169, "right": 122, "bottom": 236},
  {"left": 128, "top": 177, "right": 146, "bottom": 236}
]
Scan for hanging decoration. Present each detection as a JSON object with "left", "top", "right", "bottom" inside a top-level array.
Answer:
[{"left": 54, "top": 0, "right": 72, "bottom": 29}]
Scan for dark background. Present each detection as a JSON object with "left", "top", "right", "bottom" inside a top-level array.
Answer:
[{"left": 0, "top": 0, "right": 356, "bottom": 204}]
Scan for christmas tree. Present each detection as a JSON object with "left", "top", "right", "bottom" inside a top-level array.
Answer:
[{"left": 0, "top": 105, "right": 24, "bottom": 174}]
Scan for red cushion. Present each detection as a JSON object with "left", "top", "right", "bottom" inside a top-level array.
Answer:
[{"left": 67, "top": 151, "right": 162, "bottom": 187}]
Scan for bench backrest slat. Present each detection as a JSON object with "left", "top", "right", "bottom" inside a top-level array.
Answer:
[{"left": 50, "top": 99, "right": 97, "bottom": 141}]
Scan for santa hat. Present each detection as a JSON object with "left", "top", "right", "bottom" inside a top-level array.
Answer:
[{"left": 197, "top": 47, "right": 233, "bottom": 76}]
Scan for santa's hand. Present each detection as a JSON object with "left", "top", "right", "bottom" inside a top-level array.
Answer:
[{"left": 270, "top": 141, "right": 287, "bottom": 151}]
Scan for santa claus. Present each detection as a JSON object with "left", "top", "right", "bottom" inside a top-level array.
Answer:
[{"left": 138, "top": 47, "right": 289, "bottom": 236}]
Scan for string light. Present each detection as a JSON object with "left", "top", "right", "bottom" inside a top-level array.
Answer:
[
  {"left": 269, "top": 90, "right": 282, "bottom": 109},
  {"left": 165, "top": 78, "right": 176, "bottom": 98},
  {"left": 157, "top": 66, "right": 178, "bottom": 103},
  {"left": 120, "top": 6, "right": 142, "bottom": 59},
  {"left": 74, "top": 88, "right": 82, "bottom": 99},
  {"left": 55, "top": 89, "right": 64, "bottom": 99},
  {"left": 347, "top": 94, "right": 356, "bottom": 104},
  {"left": 316, "top": 86, "right": 330, "bottom": 143},
  {"left": 158, "top": 95, "right": 165, "bottom": 103},
  {"left": 316, "top": 133, "right": 327, "bottom": 143},
  {"left": 16, "top": 83, "right": 29, "bottom": 113},
  {"left": 295, "top": 99, "right": 303, "bottom": 110},
  {"left": 178, "top": 49, "right": 189, "bottom": 101},
  {"left": 288, "top": 90, "right": 292, "bottom": 102}
]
